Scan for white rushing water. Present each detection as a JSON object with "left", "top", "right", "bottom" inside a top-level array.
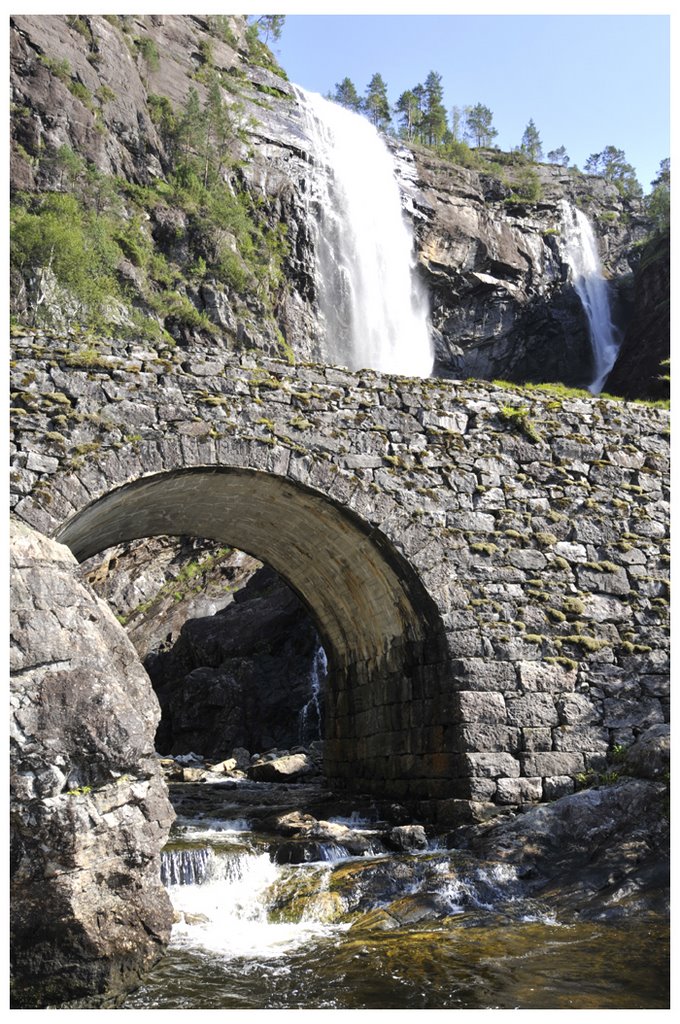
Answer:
[
  {"left": 165, "top": 841, "right": 342, "bottom": 960},
  {"left": 558, "top": 199, "right": 620, "bottom": 393},
  {"left": 296, "top": 86, "right": 433, "bottom": 377}
]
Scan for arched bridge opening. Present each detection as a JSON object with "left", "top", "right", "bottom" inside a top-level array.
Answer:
[{"left": 56, "top": 466, "right": 452, "bottom": 802}]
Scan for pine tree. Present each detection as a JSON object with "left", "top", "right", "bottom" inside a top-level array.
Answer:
[
  {"left": 464, "top": 103, "right": 498, "bottom": 148},
  {"left": 254, "top": 15, "right": 285, "bottom": 44},
  {"left": 422, "top": 71, "right": 447, "bottom": 146},
  {"left": 364, "top": 73, "right": 391, "bottom": 132},
  {"left": 646, "top": 158, "right": 670, "bottom": 231},
  {"left": 331, "top": 77, "right": 362, "bottom": 112},
  {"left": 412, "top": 84, "right": 426, "bottom": 143},
  {"left": 585, "top": 146, "right": 642, "bottom": 198},
  {"left": 520, "top": 119, "right": 543, "bottom": 161},
  {"left": 450, "top": 105, "right": 468, "bottom": 143},
  {"left": 395, "top": 90, "right": 421, "bottom": 141},
  {"left": 547, "top": 146, "right": 569, "bottom": 167}
]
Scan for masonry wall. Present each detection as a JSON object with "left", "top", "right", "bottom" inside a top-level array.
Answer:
[{"left": 10, "top": 333, "right": 670, "bottom": 821}]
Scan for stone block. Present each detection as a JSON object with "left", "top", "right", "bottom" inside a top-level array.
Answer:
[
  {"left": 506, "top": 693, "right": 559, "bottom": 727},
  {"left": 446, "top": 511, "right": 496, "bottom": 533},
  {"left": 517, "top": 660, "right": 577, "bottom": 693},
  {"left": 417, "top": 409, "right": 468, "bottom": 434},
  {"left": 466, "top": 777, "right": 498, "bottom": 801},
  {"left": 602, "top": 697, "right": 664, "bottom": 730},
  {"left": 577, "top": 567, "right": 630, "bottom": 596},
  {"left": 25, "top": 452, "right": 59, "bottom": 474},
  {"left": 520, "top": 751, "right": 584, "bottom": 777},
  {"left": 508, "top": 549, "right": 547, "bottom": 571},
  {"left": 583, "top": 595, "right": 629, "bottom": 622},
  {"left": 450, "top": 658, "right": 518, "bottom": 691},
  {"left": 460, "top": 724, "right": 521, "bottom": 753},
  {"left": 552, "top": 725, "right": 610, "bottom": 752},
  {"left": 639, "top": 675, "right": 670, "bottom": 699},
  {"left": 465, "top": 752, "right": 520, "bottom": 779},
  {"left": 457, "top": 691, "right": 506, "bottom": 723},
  {"left": 434, "top": 799, "right": 503, "bottom": 826},
  {"left": 554, "top": 541, "right": 588, "bottom": 563},
  {"left": 521, "top": 727, "right": 553, "bottom": 752},
  {"left": 496, "top": 776, "right": 542, "bottom": 804},
  {"left": 556, "top": 694, "right": 600, "bottom": 726}
]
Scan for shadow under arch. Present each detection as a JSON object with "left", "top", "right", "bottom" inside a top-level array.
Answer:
[{"left": 56, "top": 467, "right": 451, "bottom": 802}]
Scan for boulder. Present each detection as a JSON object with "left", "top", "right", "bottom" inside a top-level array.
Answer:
[
  {"left": 459, "top": 778, "right": 669, "bottom": 918},
  {"left": 247, "top": 752, "right": 314, "bottom": 783},
  {"left": 623, "top": 724, "right": 670, "bottom": 780},
  {"left": 385, "top": 825, "right": 429, "bottom": 852},
  {"left": 10, "top": 520, "right": 174, "bottom": 1008}
]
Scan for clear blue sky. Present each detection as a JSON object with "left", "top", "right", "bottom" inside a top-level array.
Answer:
[{"left": 270, "top": 13, "right": 670, "bottom": 191}]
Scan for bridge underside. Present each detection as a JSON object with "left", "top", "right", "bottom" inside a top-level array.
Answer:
[{"left": 57, "top": 467, "right": 453, "bottom": 803}]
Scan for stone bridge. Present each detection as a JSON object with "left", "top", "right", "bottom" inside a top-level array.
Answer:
[{"left": 11, "top": 332, "right": 670, "bottom": 820}]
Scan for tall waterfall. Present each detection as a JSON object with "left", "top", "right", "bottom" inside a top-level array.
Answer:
[
  {"left": 558, "top": 200, "right": 620, "bottom": 394},
  {"left": 296, "top": 87, "right": 433, "bottom": 377}
]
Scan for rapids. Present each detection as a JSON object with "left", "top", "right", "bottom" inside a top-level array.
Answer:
[{"left": 122, "top": 782, "right": 669, "bottom": 1010}]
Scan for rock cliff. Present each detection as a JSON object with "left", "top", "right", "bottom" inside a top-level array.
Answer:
[
  {"left": 604, "top": 230, "right": 670, "bottom": 400},
  {"left": 398, "top": 146, "right": 649, "bottom": 386}
]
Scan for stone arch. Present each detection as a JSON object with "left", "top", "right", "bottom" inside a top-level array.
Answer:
[{"left": 55, "top": 466, "right": 451, "bottom": 800}]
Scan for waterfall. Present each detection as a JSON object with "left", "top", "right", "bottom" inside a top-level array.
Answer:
[
  {"left": 558, "top": 199, "right": 620, "bottom": 393},
  {"left": 295, "top": 86, "right": 433, "bottom": 377},
  {"left": 298, "top": 644, "right": 327, "bottom": 745},
  {"left": 163, "top": 838, "right": 341, "bottom": 959}
]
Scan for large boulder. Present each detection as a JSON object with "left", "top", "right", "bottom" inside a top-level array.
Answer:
[
  {"left": 458, "top": 778, "right": 669, "bottom": 919},
  {"left": 10, "top": 520, "right": 175, "bottom": 1008}
]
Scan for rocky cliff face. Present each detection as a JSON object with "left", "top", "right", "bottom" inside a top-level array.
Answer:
[
  {"left": 392, "top": 144, "right": 649, "bottom": 386},
  {"left": 81, "top": 538, "right": 324, "bottom": 757},
  {"left": 10, "top": 520, "right": 174, "bottom": 1008},
  {"left": 10, "top": 13, "right": 658, "bottom": 390},
  {"left": 604, "top": 230, "right": 670, "bottom": 400}
]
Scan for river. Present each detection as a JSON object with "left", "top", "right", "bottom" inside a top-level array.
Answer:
[{"left": 122, "top": 776, "right": 669, "bottom": 1010}]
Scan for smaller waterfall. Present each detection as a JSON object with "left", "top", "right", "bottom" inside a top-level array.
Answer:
[
  {"left": 163, "top": 838, "right": 341, "bottom": 960},
  {"left": 295, "top": 86, "right": 433, "bottom": 377},
  {"left": 558, "top": 200, "right": 620, "bottom": 393},
  {"left": 162, "top": 847, "right": 211, "bottom": 887},
  {"left": 298, "top": 644, "right": 327, "bottom": 745}
]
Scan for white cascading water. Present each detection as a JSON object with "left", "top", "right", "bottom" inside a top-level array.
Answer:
[
  {"left": 164, "top": 841, "right": 343, "bottom": 960},
  {"left": 295, "top": 86, "right": 433, "bottom": 377},
  {"left": 558, "top": 199, "right": 620, "bottom": 393},
  {"left": 298, "top": 644, "right": 327, "bottom": 745}
]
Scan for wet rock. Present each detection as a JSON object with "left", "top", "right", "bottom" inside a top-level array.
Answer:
[
  {"left": 605, "top": 231, "right": 669, "bottom": 400},
  {"left": 271, "top": 840, "right": 330, "bottom": 865},
  {"left": 459, "top": 778, "right": 669, "bottom": 919},
  {"left": 385, "top": 825, "right": 428, "bottom": 852},
  {"left": 264, "top": 810, "right": 319, "bottom": 835}
]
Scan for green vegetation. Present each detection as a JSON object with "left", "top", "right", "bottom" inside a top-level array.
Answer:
[
  {"left": 498, "top": 405, "right": 542, "bottom": 443},
  {"left": 11, "top": 37, "right": 291, "bottom": 351},
  {"left": 364, "top": 72, "right": 392, "bottom": 133},
  {"left": 585, "top": 145, "right": 642, "bottom": 199},
  {"left": 520, "top": 119, "right": 543, "bottom": 161},
  {"left": 547, "top": 145, "right": 569, "bottom": 167},
  {"left": 646, "top": 158, "right": 670, "bottom": 232}
]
